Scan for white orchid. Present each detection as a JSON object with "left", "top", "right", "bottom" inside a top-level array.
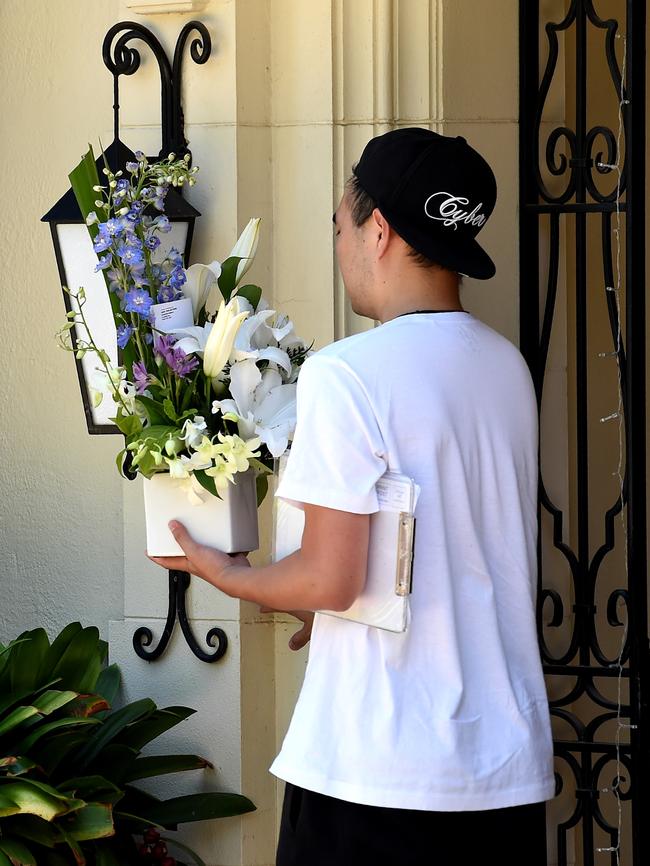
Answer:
[
  {"left": 212, "top": 358, "right": 297, "bottom": 458},
  {"left": 213, "top": 432, "right": 261, "bottom": 472},
  {"left": 181, "top": 416, "right": 208, "bottom": 449},
  {"left": 229, "top": 218, "right": 261, "bottom": 284},
  {"left": 204, "top": 456, "right": 236, "bottom": 492},
  {"left": 203, "top": 297, "right": 249, "bottom": 379}
]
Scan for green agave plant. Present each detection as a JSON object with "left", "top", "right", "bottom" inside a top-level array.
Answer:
[{"left": 0, "top": 623, "right": 255, "bottom": 866}]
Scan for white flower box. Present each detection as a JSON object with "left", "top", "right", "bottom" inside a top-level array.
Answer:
[{"left": 143, "top": 471, "right": 259, "bottom": 556}]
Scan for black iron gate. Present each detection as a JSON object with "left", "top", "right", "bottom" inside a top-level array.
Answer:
[{"left": 519, "top": 2, "right": 648, "bottom": 864}]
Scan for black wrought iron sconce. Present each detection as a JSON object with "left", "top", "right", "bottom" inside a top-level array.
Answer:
[{"left": 42, "top": 20, "right": 227, "bottom": 665}]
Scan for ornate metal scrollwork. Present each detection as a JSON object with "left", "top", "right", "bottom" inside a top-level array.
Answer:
[
  {"left": 520, "top": 0, "right": 647, "bottom": 863},
  {"left": 133, "top": 570, "right": 228, "bottom": 664},
  {"left": 101, "top": 19, "right": 212, "bottom": 163}
]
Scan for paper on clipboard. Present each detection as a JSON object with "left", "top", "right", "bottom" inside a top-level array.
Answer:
[{"left": 272, "top": 456, "right": 420, "bottom": 633}]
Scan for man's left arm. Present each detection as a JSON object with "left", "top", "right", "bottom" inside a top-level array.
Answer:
[{"left": 149, "top": 502, "right": 370, "bottom": 612}]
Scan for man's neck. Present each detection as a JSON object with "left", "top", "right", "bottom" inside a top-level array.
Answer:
[{"left": 376, "top": 269, "right": 463, "bottom": 323}]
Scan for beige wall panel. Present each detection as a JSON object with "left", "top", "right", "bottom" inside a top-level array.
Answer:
[
  {"left": 117, "top": 0, "right": 238, "bottom": 127},
  {"left": 235, "top": 124, "right": 274, "bottom": 297},
  {"left": 236, "top": 0, "right": 271, "bottom": 126},
  {"left": 109, "top": 617, "right": 248, "bottom": 866},
  {"left": 270, "top": 0, "right": 333, "bottom": 125},
  {"left": 271, "top": 125, "right": 335, "bottom": 349},
  {"left": 443, "top": 121, "right": 519, "bottom": 345},
  {"left": 240, "top": 619, "right": 277, "bottom": 866},
  {"left": 441, "top": 0, "right": 518, "bottom": 121},
  {"left": 334, "top": 0, "right": 375, "bottom": 122},
  {"left": 395, "top": 0, "right": 438, "bottom": 122},
  {"left": 0, "top": 0, "right": 123, "bottom": 642}
]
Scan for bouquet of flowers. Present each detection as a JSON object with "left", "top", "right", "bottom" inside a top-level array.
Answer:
[{"left": 57, "top": 146, "right": 310, "bottom": 550}]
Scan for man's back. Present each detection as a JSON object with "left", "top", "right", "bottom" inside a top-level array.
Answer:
[{"left": 272, "top": 311, "right": 555, "bottom": 811}]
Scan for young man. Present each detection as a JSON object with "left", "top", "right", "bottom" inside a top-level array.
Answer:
[{"left": 151, "top": 128, "right": 556, "bottom": 865}]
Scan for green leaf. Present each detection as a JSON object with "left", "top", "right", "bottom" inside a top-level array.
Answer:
[
  {"left": 60, "top": 694, "right": 110, "bottom": 719},
  {"left": 69, "top": 145, "right": 102, "bottom": 234},
  {"left": 111, "top": 413, "right": 143, "bottom": 438},
  {"left": 60, "top": 802, "right": 115, "bottom": 842},
  {"left": 162, "top": 398, "right": 178, "bottom": 423},
  {"left": 137, "top": 792, "right": 256, "bottom": 827},
  {"left": 217, "top": 256, "right": 245, "bottom": 302},
  {"left": 95, "top": 665, "right": 121, "bottom": 706},
  {"left": 0, "top": 780, "right": 82, "bottom": 822},
  {"left": 58, "top": 776, "right": 123, "bottom": 807},
  {"left": 256, "top": 473, "right": 268, "bottom": 506},
  {"left": 0, "top": 839, "right": 38, "bottom": 866},
  {"left": 1, "top": 815, "right": 60, "bottom": 848},
  {"left": 123, "top": 754, "right": 212, "bottom": 783},
  {"left": 161, "top": 836, "right": 206, "bottom": 866},
  {"left": 0, "top": 757, "right": 37, "bottom": 777},
  {"left": 0, "top": 707, "right": 39, "bottom": 738},
  {"left": 0, "top": 852, "right": 11, "bottom": 866},
  {"left": 8, "top": 630, "right": 50, "bottom": 697},
  {"left": 32, "top": 690, "right": 78, "bottom": 715},
  {"left": 14, "top": 717, "right": 100, "bottom": 755},
  {"left": 83, "top": 743, "right": 139, "bottom": 787},
  {"left": 76, "top": 699, "right": 156, "bottom": 768},
  {"left": 234, "top": 284, "right": 262, "bottom": 310},
  {"left": 192, "top": 470, "right": 220, "bottom": 500},
  {"left": 115, "top": 707, "right": 195, "bottom": 752},
  {"left": 55, "top": 826, "right": 85, "bottom": 866},
  {"left": 41, "top": 624, "right": 82, "bottom": 683},
  {"left": 134, "top": 396, "right": 169, "bottom": 427},
  {"left": 49, "top": 627, "right": 102, "bottom": 694}
]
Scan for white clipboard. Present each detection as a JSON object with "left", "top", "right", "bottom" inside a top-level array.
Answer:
[{"left": 272, "top": 457, "right": 419, "bottom": 633}]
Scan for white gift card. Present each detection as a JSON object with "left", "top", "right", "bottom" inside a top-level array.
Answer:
[{"left": 151, "top": 297, "right": 194, "bottom": 333}]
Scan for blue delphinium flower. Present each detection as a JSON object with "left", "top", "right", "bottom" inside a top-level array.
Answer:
[
  {"left": 126, "top": 160, "right": 139, "bottom": 173},
  {"left": 94, "top": 254, "right": 112, "bottom": 272},
  {"left": 105, "top": 218, "right": 124, "bottom": 236},
  {"left": 153, "top": 215, "right": 172, "bottom": 233},
  {"left": 123, "top": 288, "right": 154, "bottom": 317},
  {"left": 168, "top": 266, "right": 187, "bottom": 290},
  {"left": 145, "top": 234, "right": 161, "bottom": 252},
  {"left": 93, "top": 231, "right": 111, "bottom": 253},
  {"left": 116, "top": 324, "right": 134, "bottom": 349},
  {"left": 117, "top": 242, "right": 144, "bottom": 268},
  {"left": 157, "top": 285, "right": 178, "bottom": 304}
]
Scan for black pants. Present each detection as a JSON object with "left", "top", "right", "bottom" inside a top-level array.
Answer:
[{"left": 276, "top": 782, "right": 548, "bottom": 866}]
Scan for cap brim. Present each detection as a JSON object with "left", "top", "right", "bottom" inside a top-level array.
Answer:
[{"left": 384, "top": 211, "right": 496, "bottom": 280}]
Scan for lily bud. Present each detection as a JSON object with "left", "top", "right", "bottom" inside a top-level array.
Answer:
[
  {"left": 203, "top": 298, "right": 249, "bottom": 379},
  {"left": 229, "top": 218, "right": 261, "bottom": 284}
]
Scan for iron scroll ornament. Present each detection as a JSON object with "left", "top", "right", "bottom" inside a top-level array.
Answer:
[
  {"left": 102, "top": 20, "right": 212, "bottom": 163},
  {"left": 133, "top": 570, "right": 228, "bottom": 664}
]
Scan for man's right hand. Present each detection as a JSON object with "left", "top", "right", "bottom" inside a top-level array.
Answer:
[{"left": 259, "top": 606, "right": 315, "bottom": 651}]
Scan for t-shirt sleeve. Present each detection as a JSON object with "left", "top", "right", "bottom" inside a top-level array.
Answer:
[{"left": 275, "top": 353, "right": 387, "bottom": 513}]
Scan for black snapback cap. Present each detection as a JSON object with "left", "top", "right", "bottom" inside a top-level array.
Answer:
[{"left": 352, "top": 128, "right": 497, "bottom": 280}]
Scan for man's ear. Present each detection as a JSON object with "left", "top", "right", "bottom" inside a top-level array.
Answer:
[{"left": 372, "top": 208, "right": 391, "bottom": 258}]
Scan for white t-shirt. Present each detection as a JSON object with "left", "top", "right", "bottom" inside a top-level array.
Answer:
[{"left": 270, "top": 311, "right": 556, "bottom": 811}]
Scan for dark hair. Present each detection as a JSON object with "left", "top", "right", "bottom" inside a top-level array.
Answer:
[{"left": 345, "top": 171, "right": 457, "bottom": 274}]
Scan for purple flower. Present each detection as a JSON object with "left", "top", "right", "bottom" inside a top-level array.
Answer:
[
  {"left": 132, "top": 360, "right": 150, "bottom": 394},
  {"left": 123, "top": 288, "right": 154, "bottom": 317},
  {"left": 135, "top": 150, "right": 146, "bottom": 162},
  {"left": 94, "top": 253, "right": 112, "bottom": 272},
  {"left": 116, "top": 324, "right": 134, "bottom": 349},
  {"left": 145, "top": 234, "right": 161, "bottom": 252},
  {"left": 154, "top": 334, "right": 199, "bottom": 379},
  {"left": 126, "top": 160, "right": 139, "bottom": 173}
]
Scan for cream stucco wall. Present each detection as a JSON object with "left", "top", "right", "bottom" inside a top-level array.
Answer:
[{"left": 1, "top": 2, "right": 549, "bottom": 865}]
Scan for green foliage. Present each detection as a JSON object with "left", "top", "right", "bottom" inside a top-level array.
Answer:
[{"left": 0, "top": 625, "right": 255, "bottom": 866}]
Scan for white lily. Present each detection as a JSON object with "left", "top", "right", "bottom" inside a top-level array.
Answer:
[
  {"left": 203, "top": 297, "right": 249, "bottom": 379},
  {"left": 212, "top": 358, "right": 297, "bottom": 459},
  {"left": 230, "top": 298, "right": 292, "bottom": 375},
  {"left": 182, "top": 263, "right": 219, "bottom": 322},
  {"left": 229, "top": 218, "right": 261, "bottom": 284}
]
